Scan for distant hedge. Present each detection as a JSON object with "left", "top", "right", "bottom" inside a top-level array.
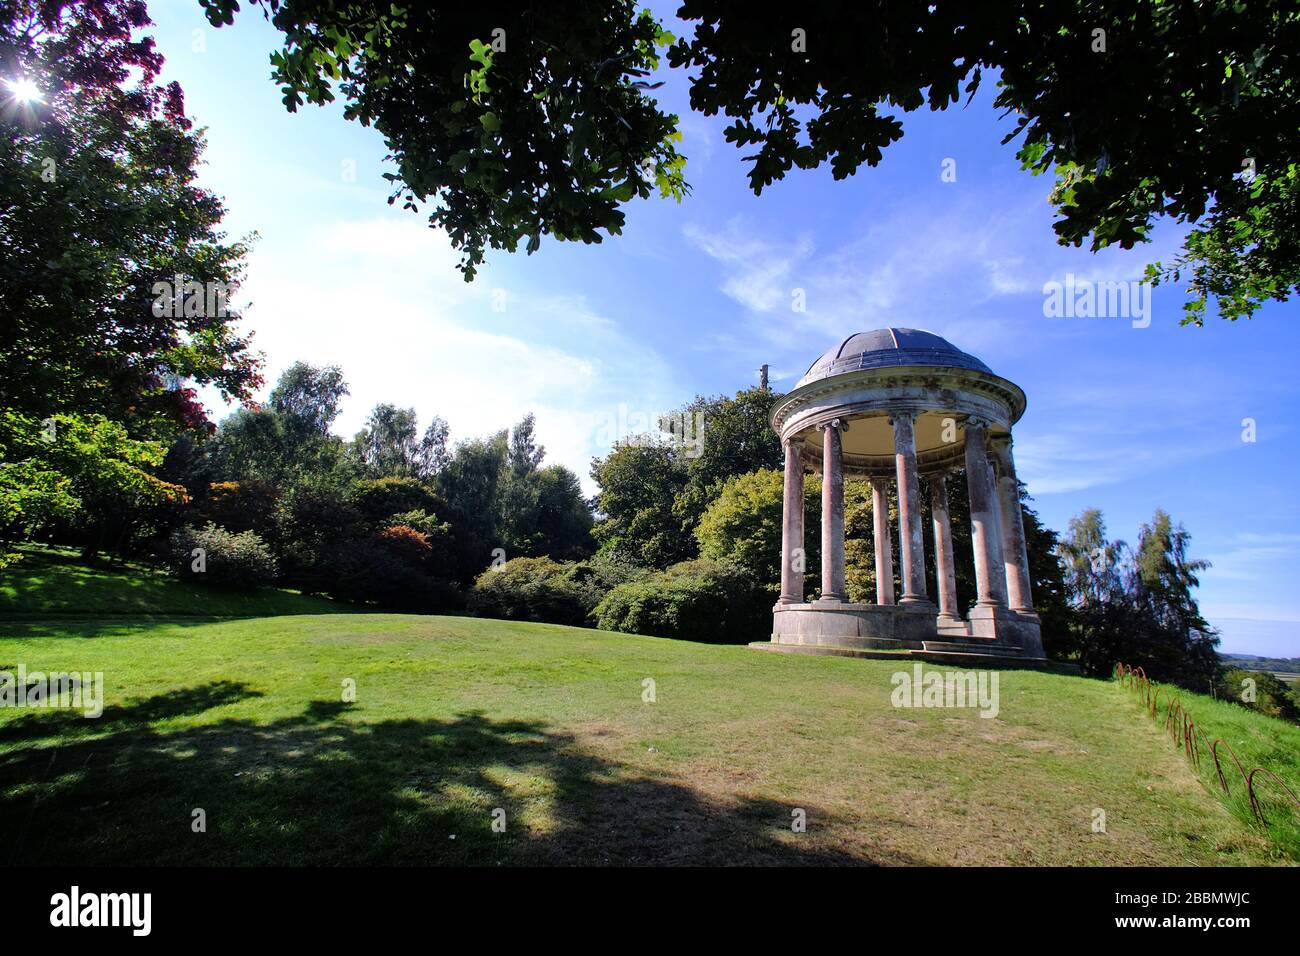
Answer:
[
  {"left": 593, "top": 557, "right": 770, "bottom": 644},
  {"left": 469, "top": 556, "right": 597, "bottom": 627},
  {"left": 169, "top": 523, "right": 277, "bottom": 591}
]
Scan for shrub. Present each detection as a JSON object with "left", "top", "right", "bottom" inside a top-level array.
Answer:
[
  {"left": 1220, "top": 670, "right": 1300, "bottom": 724},
  {"left": 326, "top": 539, "right": 463, "bottom": 613},
  {"left": 198, "top": 480, "right": 279, "bottom": 535},
  {"left": 374, "top": 524, "right": 433, "bottom": 566},
  {"left": 572, "top": 550, "right": 650, "bottom": 594},
  {"left": 469, "top": 556, "right": 597, "bottom": 627},
  {"left": 169, "top": 523, "right": 278, "bottom": 591},
  {"left": 389, "top": 508, "right": 456, "bottom": 576},
  {"left": 273, "top": 482, "right": 365, "bottom": 591},
  {"left": 349, "top": 477, "right": 442, "bottom": 524},
  {"left": 592, "top": 557, "right": 768, "bottom": 644}
]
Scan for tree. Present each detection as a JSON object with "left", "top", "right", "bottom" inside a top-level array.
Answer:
[
  {"left": 1057, "top": 507, "right": 1219, "bottom": 688},
  {"left": 268, "top": 362, "right": 348, "bottom": 435},
  {"left": 350, "top": 404, "right": 421, "bottom": 478},
  {"left": 1057, "top": 508, "right": 1127, "bottom": 608},
  {"left": 1, "top": 0, "right": 261, "bottom": 436},
  {"left": 200, "top": 363, "right": 349, "bottom": 489},
  {"left": 0, "top": 410, "right": 188, "bottom": 559},
  {"left": 495, "top": 414, "right": 591, "bottom": 559},
  {"left": 415, "top": 417, "right": 450, "bottom": 479},
  {"left": 201, "top": 0, "right": 686, "bottom": 280},
  {"left": 508, "top": 464, "right": 593, "bottom": 561},
  {"left": 1133, "top": 509, "right": 1220, "bottom": 683},
  {"left": 506, "top": 412, "right": 544, "bottom": 476},
  {"left": 436, "top": 430, "right": 507, "bottom": 579},
  {"left": 590, "top": 440, "right": 692, "bottom": 569},
  {"left": 694, "top": 467, "right": 822, "bottom": 594},
  {"left": 1134, "top": 509, "right": 1212, "bottom": 636},
  {"left": 0, "top": 413, "right": 79, "bottom": 563},
  {"left": 207, "top": 0, "right": 1300, "bottom": 319},
  {"left": 204, "top": 404, "right": 343, "bottom": 488},
  {"left": 1219, "top": 669, "right": 1300, "bottom": 725}
]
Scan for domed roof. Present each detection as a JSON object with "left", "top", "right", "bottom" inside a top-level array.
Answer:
[{"left": 797, "top": 328, "right": 992, "bottom": 387}]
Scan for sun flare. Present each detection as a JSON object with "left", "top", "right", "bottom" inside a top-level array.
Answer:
[{"left": 3, "top": 76, "right": 43, "bottom": 105}]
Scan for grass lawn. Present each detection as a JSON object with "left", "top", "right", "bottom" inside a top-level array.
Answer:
[
  {"left": 3, "top": 602, "right": 1298, "bottom": 865},
  {"left": 0, "top": 544, "right": 345, "bottom": 618}
]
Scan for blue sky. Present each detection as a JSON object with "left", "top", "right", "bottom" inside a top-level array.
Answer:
[{"left": 147, "top": 2, "right": 1299, "bottom": 656}]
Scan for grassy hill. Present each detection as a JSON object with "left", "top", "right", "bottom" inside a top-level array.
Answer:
[
  {"left": 0, "top": 544, "right": 345, "bottom": 617},
  {"left": 2, "top": 550, "right": 1298, "bottom": 866}
]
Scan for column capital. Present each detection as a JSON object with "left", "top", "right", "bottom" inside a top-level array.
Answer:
[
  {"left": 964, "top": 415, "right": 995, "bottom": 432},
  {"left": 886, "top": 410, "right": 917, "bottom": 428},
  {"left": 990, "top": 434, "right": 1024, "bottom": 483},
  {"left": 818, "top": 418, "right": 848, "bottom": 432}
]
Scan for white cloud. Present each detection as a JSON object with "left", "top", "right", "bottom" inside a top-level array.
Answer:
[
  {"left": 207, "top": 217, "right": 685, "bottom": 494},
  {"left": 682, "top": 220, "right": 814, "bottom": 313}
]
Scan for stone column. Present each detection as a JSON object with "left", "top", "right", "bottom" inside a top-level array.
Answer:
[
  {"left": 964, "top": 419, "right": 1008, "bottom": 608},
  {"left": 819, "top": 420, "right": 846, "bottom": 602},
  {"left": 891, "top": 412, "right": 930, "bottom": 605},
  {"left": 991, "top": 435, "right": 1035, "bottom": 613},
  {"left": 929, "top": 472, "right": 959, "bottom": 621},
  {"left": 870, "top": 477, "right": 895, "bottom": 605},
  {"left": 778, "top": 438, "right": 805, "bottom": 604}
]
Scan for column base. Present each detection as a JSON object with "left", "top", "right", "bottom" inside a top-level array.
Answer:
[
  {"left": 966, "top": 605, "right": 1045, "bottom": 658},
  {"left": 768, "top": 603, "right": 1049, "bottom": 665}
]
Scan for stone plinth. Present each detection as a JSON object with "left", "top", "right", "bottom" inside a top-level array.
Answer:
[
  {"left": 772, "top": 602, "right": 936, "bottom": 648},
  {"left": 966, "top": 605, "right": 1046, "bottom": 658},
  {"left": 770, "top": 602, "right": 1046, "bottom": 663}
]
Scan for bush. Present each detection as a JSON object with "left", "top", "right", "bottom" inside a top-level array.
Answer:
[
  {"left": 374, "top": 524, "right": 433, "bottom": 566},
  {"left": 198, "top": 480, "right": 279, "bottom": 535},
  {"left": 469, "top": 556, "right": 598, "bottom": 627},
  {"left": 592, "top": 557, "right": 768, "bottom": 644},
  {"left": 169, "top": 523, "right": 278, "bottom": 591},
  {"left": 1219, "top": 670, "right": 1300, "bottom": 724},
  {"left": 273, "top": 482, "right": 365, "bottom": 591},
  {"left": 349, "top": 477, "right": 442, "bottom": 524},
  {"left": 573, "top": 550, "right": 650, "bottom": 594},
  {"left": 389, "top": 508, "right": 456, "bottom": 576},
  {"left": 326, "top": 539, "right": 463, "bottom": 613}
]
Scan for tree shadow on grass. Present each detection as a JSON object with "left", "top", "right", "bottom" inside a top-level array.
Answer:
[{"left": 0, "top": 682, "right": 911, "bottom": 866}]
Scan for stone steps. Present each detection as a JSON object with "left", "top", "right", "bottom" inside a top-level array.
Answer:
[{"left": 921, "top": 639, "right": 1023, "bottom": 656}]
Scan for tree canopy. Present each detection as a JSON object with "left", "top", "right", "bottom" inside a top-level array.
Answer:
[
  {"left": 1, "top": 0, "right": 262, "bottom": 436},
  {"left": 203, "top": 0, "right": 1300, "bottom": 320}
]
